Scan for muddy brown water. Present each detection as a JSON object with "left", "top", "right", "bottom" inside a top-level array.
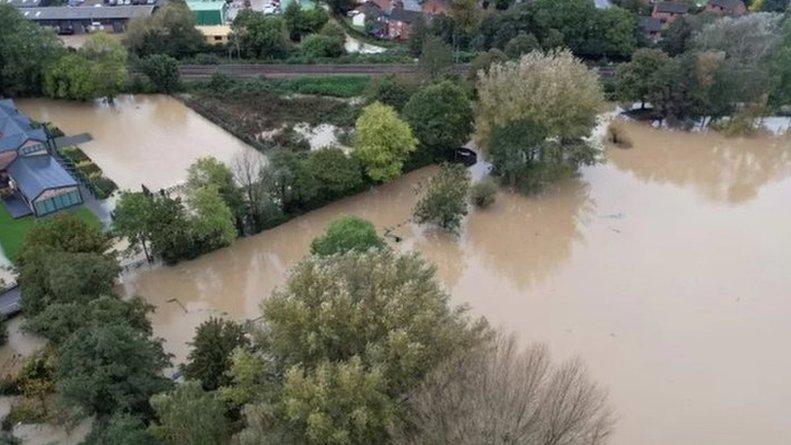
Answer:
[{"left": 17, "top": 95, "right": 260, "bottom": 191}]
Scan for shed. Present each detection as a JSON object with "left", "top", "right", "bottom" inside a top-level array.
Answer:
[
  {"left": 187, "top": 1, "right": 227, "bottom": 26},
  {"left": 7, "top": 154, "right": 83, "bottom": 217}
]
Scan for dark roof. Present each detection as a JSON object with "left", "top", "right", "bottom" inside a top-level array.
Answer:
[
  {"left": 2, "top": 0, "right": 42, "bottom": 7},
  {"left": 654, "top": 1, "right": 688, "bottom": 13},
  {"left": 7, "top": 154, "right": 78, "bottom": 201},
  {"left": 708, "top": 0, "right": 742, "bottom": 10},
  {"left": 0, "top": 99, "right": 47, "bottom": 154},
  {"left": 640, "top": 16, "right": 663, "bottom": 32},
  {"left": 355, "top": 2, "right": 382, "bottom": 16},
  {"left": 387, "top": 8, "right": 422, "bottom": 23},
  {"left": 19, "top": 5, "right": 156, "bottom": 21}
]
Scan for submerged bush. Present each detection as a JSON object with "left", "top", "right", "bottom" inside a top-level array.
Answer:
[{"left": 470, "top": 177, "right": 498, "bottom": 208}]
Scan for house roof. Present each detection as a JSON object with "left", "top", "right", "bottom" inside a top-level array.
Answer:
[
  {"left": 401, "top": 0, "right": 420, "bottom": 11},
  {"left": 388, "top": 8, "right": 422, "bottom": 23},
  {"left": 19, "top": 5, "right": 156, "bottom": 21},
  {"left": 2, "top": 0, "right": 42, "bottom": 8},
  {"left": 186, "top": 1, "right": 225, "bottom": 11},
  {"left": 640, "top": 16, "right": 663, "bottom": 32},
  {"left": 708, "top": 0, "right": 742, "bottom": 11},
  {"left": 7, "top": 154, "right": 78, "bottom": 201},
  {"left": 654, "top": 1, "right": 688, "bottom": 13},
  {"left": 0, "top": 99, "right": 47, "bottom": 154}
]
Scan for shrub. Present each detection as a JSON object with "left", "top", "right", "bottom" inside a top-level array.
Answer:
[
  {"left": 300, "top": 34, "right": 345, "bottom": 58},
  {"left": 3, "top": 399, "right": 47, "bottom": 429},
  {"left": 470, "top": 177, "right": 498, "bottom": 208},
  {"left": 365, "top": 74, "right": 419, "bottom": 111},
  {"left": 413, "top": 163, "right": 471, "bottom": 233},
  {"left": 305, "top": 147, "right": 365, "bottom": 202},
  {"left": 310, "top": 216, "right": 385, "bottom": 256},
  {"left": 605, "top": 121, "right": 632, "bottom": 148}
]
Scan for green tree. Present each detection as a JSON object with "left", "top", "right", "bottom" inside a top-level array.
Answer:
[
  {"left": 403, "top": 80, "right": 473, "bottom": 160},
  {"left": 284, "top": 2, "right": 329, "bottom": 41},
  {"left": 353, "top": 102, "right": 417, "bottom": 182},
  {"left": 260, "top": 149, "right": 318, "bottom": 212},
  {"left": 413, "top": 163, "right": 471, "bottom": 232},
  {"left": 124, "top": 2, "right": 205, "bottom": 58},
  {"left": 113, "top": 191, "right": 155, "bottom": 262},
  {"left": 419, "top": 36, "right": 454, "bottom": 81},
  {"left": 182, "top": 317, "right": 249, "bottom": 391},
  {"left": 470, "top": 177, "right": 498, "bottom": 208},
  {"left": 17, "top": 213, "right": 110, "bottom": 261},
  {"left": 771, "top": 19, "right": 791, "bottom": 108},
  {"left": 305, "top": 148, "right": 364, "bottom": 201},
  {"left": 187, "top": 157, "right": 245, "bottom": 223},
  {"left": 530, "top": 0, "right": 595, "bottom": 53},
  {"left": 147, "top": 193, "right": 196, "bottom": 265},
  {"left": 56, "top": 324, "right": 172, "bottom": 417},
  {"left": 310, "top": 216, "right": 385, "bottom": 256},
  {"left": 150, "top": 381, "right": 230, "bottom": 445},
  {"left": 408, "top": 14, "right": 429, "bottom": 57},
  {"left": 0, "top": 4, "right": 64, "bottom": 96},
  {"left": 466, "top": 48, "right": 507, "bottom": 82},
  {"left": 43, "top": 53, "right": 96, "bottom": 101},
  {"left": 588, "top": 6, "right": 636, "bottom": 59},
  {"left": 187, "top": 185, "right": 237, "bottom": 251},
  {"left": 233, "top": 11, "right": 290, "bottom": 59},
  {"left": 84, "top": 413, "right": 162, "bottom": 445},
  {"left": 616, "top": 48, "right": 672, "bottom": 108},
  {"left": 140, "top": 54, "right": 180, "bottom": 93},
  {"left": 504, "top": 32, "right": 540, "bottom": 59},
  {"left": 365, "top": 74, "right": 418, "bottom": 112},
  {"left": 300, "top": 34, "right": 345, "bottom": 58},
  {"left": 81, "top": 32, "right": 128, "bottom": 100}
]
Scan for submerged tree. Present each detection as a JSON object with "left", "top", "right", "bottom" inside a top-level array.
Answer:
[
  {"left": 310, "top": 216, "right": 385, "bottom": 256},
  {"left": 353, "top": 102, "right": 417, "bottom": 182},
  {"left": 413, "top": 163, "right": 471, "bottom": 233}
]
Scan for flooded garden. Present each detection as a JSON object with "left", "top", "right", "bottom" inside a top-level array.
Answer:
[{"left": 114, "top": 121, "right": 791, "bottom": 445}]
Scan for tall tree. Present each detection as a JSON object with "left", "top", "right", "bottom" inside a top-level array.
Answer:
[
  {"left": 182, "top": 317, "right": 249, "bottom": 391},
  {"left": 187, "top": 157, "right": 245, "bottom": 223},
  {"left": 616, "top": 48, "right": 673, "bottom": 108},
  {"left": 403, "top": 80, "right": 473, "bottom": 160},
  {"left": 140, "top": 54, "right": 181, "bottom": 93},
  {"left": 413, "top": 163, "right": 471, "bottom": 233},
  {"left": 353, "top": 102, "right": 417, "bottom": 182},
  {"left": 232, "top": 11, "right": 290, "bottom": 59},
  {"left": 150, "top": 382, "right": 230, "bottom": 445},
  {"left": 187, "top": 185, "right": 237, "bottom": 251},
  {"left": 418, "top": 36, "right": 454, "bottom": 81},
  {"left": 124, "top": 2, "right": 205, "bottom": 58}
]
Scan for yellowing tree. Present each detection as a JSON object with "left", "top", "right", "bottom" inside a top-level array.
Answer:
[
  {"left": 475, "top": 50, "right": 604, "bottom": 149},
  {"left": 353, "top": 102, "right": 417, "bottom": 182}
]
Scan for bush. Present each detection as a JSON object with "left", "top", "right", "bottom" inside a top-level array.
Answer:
[
  {"left": 300, "top": 34, "right": 345, "bottom": 58},
  {"left": 139, "top": 54, "right": 180, "bottom": 93},
  {"left": 2, "top": 399, "right": 47, "bottom": 429},
  {"left": 310, "top": 216, "right": 385, "bottom": 256},
  {"left": 413, "top": 163, "right": 471, "bottom": 233},
  {"left": 365, "top": 74, "right": 419, "bottom": 111},
  {"left": 605, "top": 121, "right": 632, "bottom": 148},
  {"left": 470, "top": 177, "right": 498, "bottom": 208},
  {"left": 305, "top": 147, "right": 365, "bottom": 202}
]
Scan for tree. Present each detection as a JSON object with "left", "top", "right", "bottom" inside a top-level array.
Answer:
[
  {"left": 310, "top": 216, "right": 385, "bottom": 256},
  {"left": 391, "top": 333, "right": 614, "bottom": 445},
  {"left": 147, "top": 193, "right": 196, "bottom": 265},
  {"left": 408, "top": 14, "right": 429, "bottom": 57},
  {"left": 0, "top": 4, "right": 64, "bottom": 96},
  {"left": 615, "top": 48, "right": 672, "bottom": 108},
  {"left": 26, "top": 295, "right": 153, "bottom": 344},
  {"left": 476, "top": 50, "right": 604, "bottom": 149},
  {"left": 413, "top": 163, "right": 471, "bottom": 232},
  {"left": 260, "top": 149, "right": 318, "bottom": 212},
  {"left": 43, "top": 53, "right": 97, "bottom": 101},
  {"left": 182, "top": 317, "right": 249, "bottom": 391},
  {"left": 403, "top": 81, "right": 473, "bottom": 160},
  {"left": 419, "top": 36, "right": 454, "bottom": 81},
  {"left": 233, "top": 11, "right": 289, "bottom": 60},
  {"left": 187, "top": 185, "right": 237, "bottom": 251},
  {"left": 466, "top": 49, "right": 507, "bottom": 82},
  {"left": 488, "top": 118, "right": 550, "bottom": 189},
  {"left": 140, "top": 54, "right": 180, "bottom": 93},
  {"left": 114, "top": 191, "right": 155, "bottom": 262},
  {"left": 305, "top": 148, "right": 364, "bottom": 201},
  {"left": 84, "top": 413, "right": 162, "bottom": 445},
  {"left": 150, "top": 382, "right": 230, "bottom": 445},
  {"left": 770, "top": 18, "right": 791, "bottom": 108},
  {"left": 470, "top": 177, "right": 498, "bottom": 208},
  {"left": 300, "top": 34, "right": 345, "bottom": 58},
  {"left": 81, "top": 32, "right": 128, "bottom": 100},
  {"left": 353, "top": 102, "right": 417, "bottom": 182},
  {"left": 187, "top": 157, "right": 245, "bottom": 223},
  {"left": 530, "top": 0, "right": 596, "bottom": 54},
  {"left": 504, "top": 33, "right": 540, "bottom": 59},
  {"left": 124, "top": 2, "right": 205, "bottom": 58},
  {"left": 587, "top": 6, "right": 636, "bottom": 59},
  {"left": 284, "top": 2, "right": 329, "bottom": 41},
  {"left": 56, "top": 324, "right": 172, "bottom": 417},
  {"left": 241, "top": 249, "right": 488, "bottom": 443},
  {"left": 17, "top": 213, "right": 110, "bottom": 261},
  {"left": 365, "top": 74, "right": 418, "bottom": 112}
]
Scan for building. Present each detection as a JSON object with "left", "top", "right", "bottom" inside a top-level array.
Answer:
[
  {"left": 0, "top": 100, "right": 82, "bottom": 218},
  {"left": 651, "top": 1, "right": 688, "bottom": 25},
  {"left": 385, "top": 8, "right": 422, "bottom": 40},
  {"left": 187, "top": 0, "right": 227, "bottom": 26},
  {"left": 197, "top": 25, "right": 231, "bottom": 45},
  {"left": 18, "top": 5, "right": 155, "bottom": 34},
  {"left": 640, "top": 16, "right": 663, "bottom": 42},
  {"left": 704, "top": 0, "right": 746, "bottom": 16},
  {"left": 421, "top": 0, "right": 447, "bottom": 15},
  {"left": 351, "top": 2, "right": 383, "bottom": 28},
  {"left": 3, "top": 0, "right": 42, "bottom": 8}
]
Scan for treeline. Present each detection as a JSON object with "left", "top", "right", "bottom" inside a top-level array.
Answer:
[
  {"left": 5, "top": 210, "right": 615, "bottom": 444},
  {"left": 614, "top": 11, "right": 790, "bottom": 130}
]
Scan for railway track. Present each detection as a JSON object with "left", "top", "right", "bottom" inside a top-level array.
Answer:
[{"left": 179, "top": 63, "right": 471, "bottom": 78}]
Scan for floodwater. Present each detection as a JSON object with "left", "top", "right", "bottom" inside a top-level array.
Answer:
[
  {"left": 17, "top": 95, "right": 260, "bottom": 191},
  {"left": 120, "top": 121, "right": 791, "bottom": 444}
]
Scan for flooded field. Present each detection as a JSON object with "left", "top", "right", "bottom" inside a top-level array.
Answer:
[
  {"left": 17, "top": 95, "right": 260, "bottom": 191},
  {"left": 119, "top": 121, "right": 791, "bottom": 444}
]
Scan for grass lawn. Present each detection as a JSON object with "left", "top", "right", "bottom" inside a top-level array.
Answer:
[{"left": 0, "top": 205, "right": 100, "bottom": 264}]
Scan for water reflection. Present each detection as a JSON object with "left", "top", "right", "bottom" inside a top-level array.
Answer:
[{"left": 608, "top": 122, "right": 791, "bottom": 203}]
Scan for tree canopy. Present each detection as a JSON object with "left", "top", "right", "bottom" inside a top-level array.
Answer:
[
  {"left": 353, "top": 102, "right": 417, "bottom": 182},
  {"left": 403, "top": 81, "right": 473, "bottom": 160},
  {"left": 310, "top": 216, "right": 385, "bottom": 256},
  {"left": 413, "top": 163, "right": 471, "bottom": 232}
]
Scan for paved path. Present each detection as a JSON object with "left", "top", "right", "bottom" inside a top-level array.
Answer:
[{"left": 179, "top": 63, "right": 468, "bottom": 78}]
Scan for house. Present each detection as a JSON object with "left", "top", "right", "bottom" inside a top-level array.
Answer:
[
  {"left": 421, "top": 0, "right": 447, "bottom": 15},
  {"left": 651, "top": 1, "right": 688, "bottom": 25},
  {"left": 640, "top": 16, "right": 663, "bottom": 42},
  {"left": 0, "top": 100, "right": 82, "bottom": 218},
  {"left": 19, "top": 5, "right": 155, "bottom": 34},
  {"left": 351, "top": 2, "right": 383, "bottom": 28},
  {"left": 369, "top": 0, "right": 393, "bottom": 13},
  {"left": 385, "top": 8, "right": 422, "bottom": 40},
  {"left": 704, "top": 0, "right": 746, "bottom": 16},
  {"left": 187, "top": 0, "right": 227, "bottom": 26},
  {"left": 4, "top": 0, "right": 42, "bottom": 8},
  {"left": 197, "top": 25, "right": 231, "bottom": 45}
]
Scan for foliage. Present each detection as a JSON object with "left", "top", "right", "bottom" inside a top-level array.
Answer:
[
  {"left": 300, "top": 34, "right": 345, "bottom": 58},
  {"left": 413, "top": 163, "right": 471, "bottom": 232},
  {"left": 233, "top": 11, "right": 290, "bottom": 60},
  {"left": 26, "top": 295, "right": 154, "bottom": 344},
  {"left": 260, "top": 149, "right": 318, "bottom": 213},
  {"left": 187, "top": 185, "right": 238, "bottom": 251},
  {"left": 771, "top": 18, "right": 791, "bottom": 108},
  {"left": 466, "top": 48, "right": 507, "bottom": 82},
  {"left": 0, "top": 4, "right": 64, "bottom": 96},
  {"left": 85, "top": 414, "right": 162, "bottom": 445},
  {"left": 391, "top": 333, "right": 614, "bottom": 445},
  {"left": 504, "top": 33, "right": 540, "bottom": 59},
  {"left": 310, "top": 216, "right": 385, "bottom": 256},
  {"left": 615, "top": 48, "right": 672, "bottom": 107},
  {"left": 241, "top": 249, "right": 488, "bottom": 443},
  {"left": 187, "top": 157, "right": 245, "bottom": 222},
  {"left": 475, "top": 50, "right": 604, "bottom": 152},
  {"left": 56, "top": 324, "right": 172, "bottom": 418},
  {"left": 114, "top": 191, "right": 156, "bottom": 261},
  {"left": 150, "top": 381, "right": 230, "bottom": 445},
  {"left": 365, "top": 74, "right": 419, "bottom": 111},
  {"left": 589, "top": 6, "right": 637, "bottom": 59},
  {"left": 470, "top": 177, "right": 498, "bottom": 208},
  {"left": 44, "top": 33, "right": 128, "bottom": 101},
  {"left": 43, "top": 53, "right": 95, "bottom": 101},
  {"left": 17, "top": 213, "right": 110, "bottom": 262},
  {"left": 305, "top": 148, "right": 365, "bottom": 201},
  {"left": 124, "top": 2, "right": 205, "bottom": 58},
  {"left": 284, "top": 2, "right": 329, "bottom": 41},
  {"left": 182, "top": 318, "right": 249, "bottom": 391},
  {"left": 140, "top": 54, "right": 181, "bottom": 93},
  {"left": 418, "top": 36, "right": 454, "bottom": 81},
  {"left": 353, "top": 102, "right": 417, "bottom": 182},
  {"left": 403, "top": 81, "right": 473, "bottom": 160},
  {"left": 147, "top": 193, "right": 198, "bottom": 264}
]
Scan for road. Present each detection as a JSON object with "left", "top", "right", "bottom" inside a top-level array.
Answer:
[{"left": 179, "top": 64, "right": 465, "bottom": 78}]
